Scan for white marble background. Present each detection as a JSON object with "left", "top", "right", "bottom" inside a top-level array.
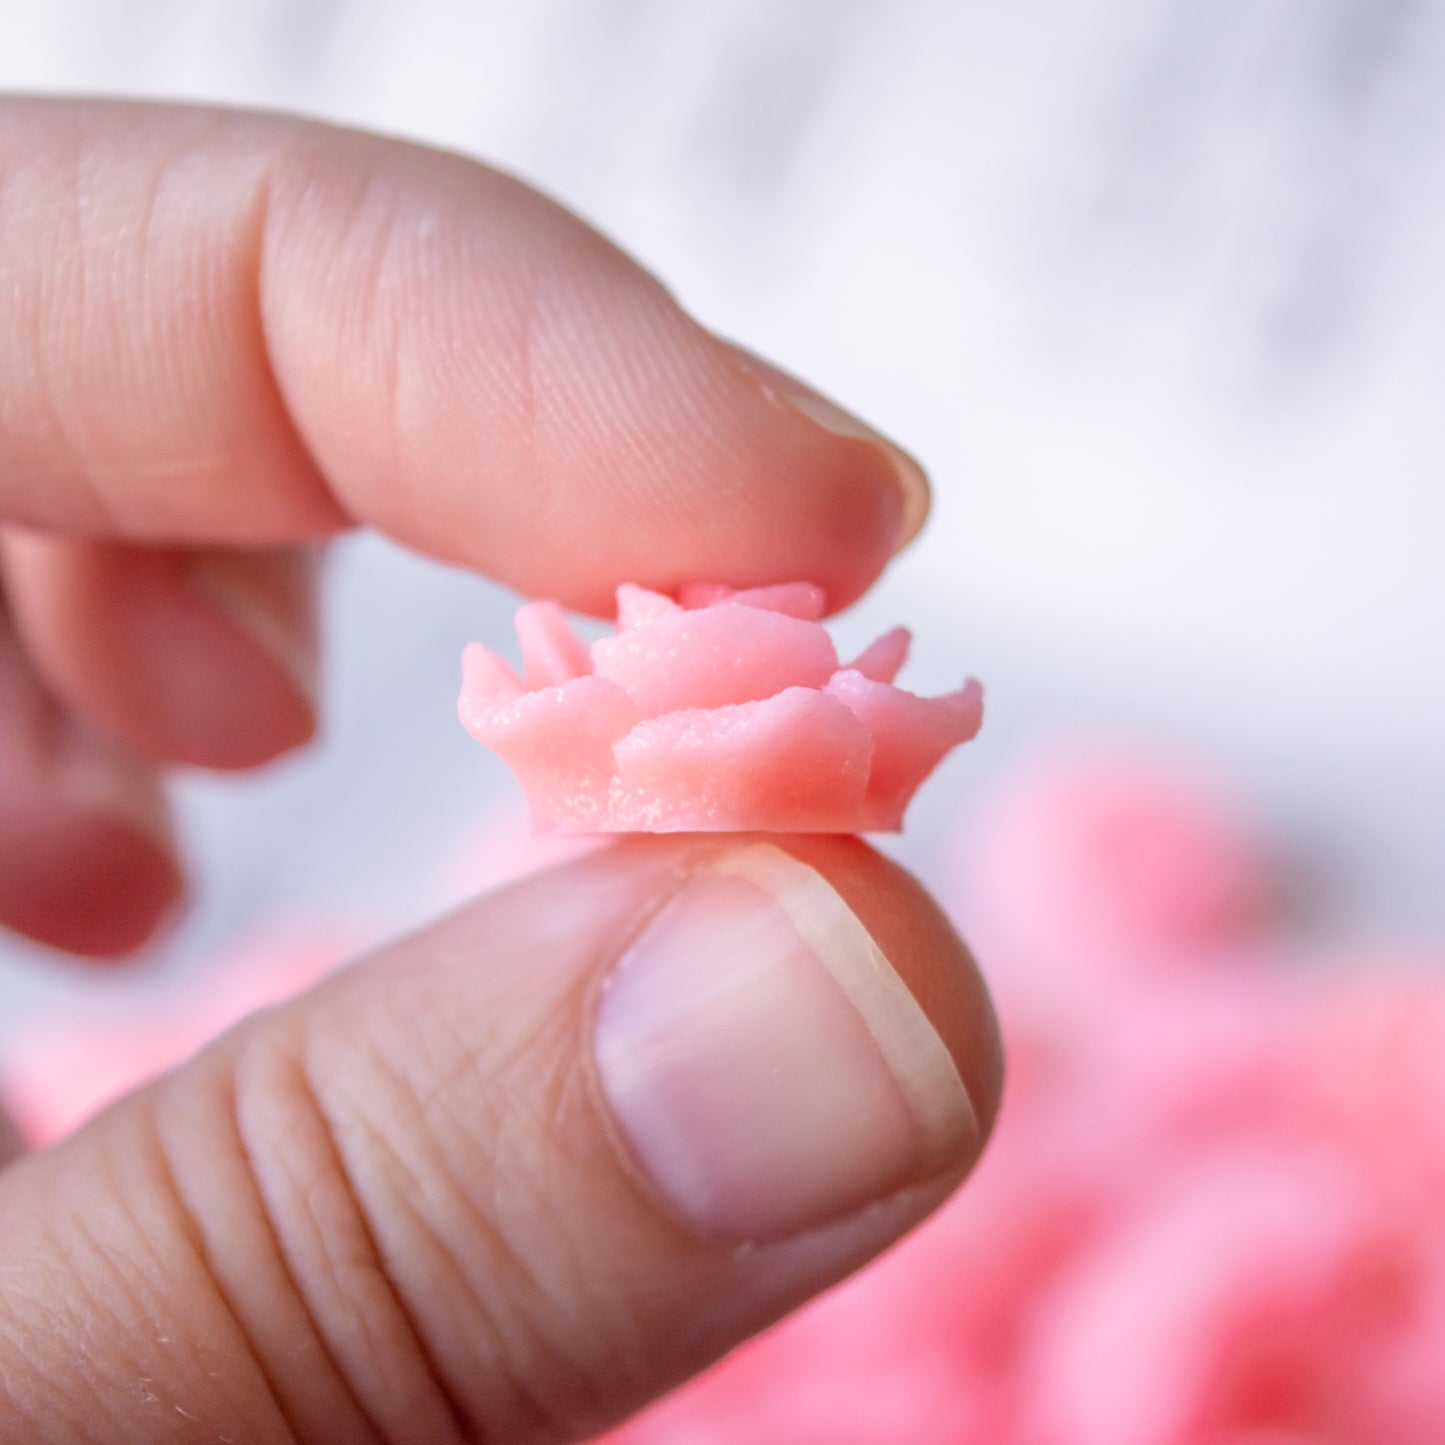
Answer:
[{"left": 1, "top": 0, "right": 1441, "bottom": 1024}]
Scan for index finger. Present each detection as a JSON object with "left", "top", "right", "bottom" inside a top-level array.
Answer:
[{"left": 0, "top": 97, "right": 928, "bottom": 614}]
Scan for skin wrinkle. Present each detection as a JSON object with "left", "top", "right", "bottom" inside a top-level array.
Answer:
[
  {"left": 0, "top": 1365, "right": 36, "bottom": 1439},
  {"left": 116, "top": 132, "right": 166, "bottom": 404},
  {"left": 330, "top": 1126, "right": 505, "bottom": 1441},
  {"left": 426, "top": 213, "right": 559, "bottom": 562},
  {"left": 329, "top": 998, "right": 617, "bottom": 1442},
  {"left": 92, "top": 1122, "right": 289, "bottom": 1445},
  {"left": 430, "top": 948, "right": 716, "bottom": 1435},
  {"left": 230, "top": 1024, "right": 467, "bottom": 1445},
  {"left": 54, "top": 117, "right": 105, "bottom": 519},
  {"left": 414, "top": 984, "right": 618, "bottom": 1303},
  {"left": 144, "top": 1098, "right": 302, "bottom": 1445},
  {"left": 292, "top": 146, "right": 408, "bottom": 483},
  {"left": 48, "top": 1178, "right": 203, "bottom": 1442},
  {"left": 161, "top": 111, "right": 341, "bottom": 540},
  {"left": 69, "top": 112, "right": 163, "bottom": 538},
  {"left": 526, "top": 264, "right": 624, "bottom": 536},
  {"left": 140, "top": 137, "right": 318, "bottom": 530},
  {"left": 321, "top": 1024, "right": 543, "bottom": 1436},
  {"left": 378, "top": 976, "right": 656, "bottom": 1404},
  {"left": 238, "top": 142, "right": 355, "bottom": 540},
  {"left": 94, "top": 163, "right": 196, "bottom": 531},
  {"left": 0, "top": 1232, "right": 103, "bottom": 1441},
  {"left": 534, "top": 277, "right": 717, "bottom": 558},
  {"left": 0, "top": 1363, "right": 88, "bottom": 1445},
  {"left": 384, "top": 177, "right": 527, "bottom": 551},
  {"left": 0, "top": 104, "right": 340, "bottom": 541},
  {"left": 364, "top": 194, "right": 410, "bottom": 527},
  {"left": 18, "top": 129, "right": 119, "bottom": 537},
  {"left": 289, "top": 1030, "right": 473, "bottom": 1445},
  {"left": 648, "top": 324, "right": 760, "bottom": 533},
  {"left": 453, "top": 1046, "right": 596, "bottom": 1316},
  {"left": 499, "top": 1087, "right": 644, "bottom": 1442},
  {"left": 496, "top": 241, "right": 547, "bottom": 540},
  {"left": 278, "top": 1140, "right": 455, "bottom": 1444},
  {"left": 257, "top": 134, "right": 488, "bottom": 554},
  {"left": 389, "top": 986, "right": 652, "bottom": 1419},
  {"left": 108, "top": 114, "right": 345, "bottom": 537},
  {"left": 143, "top": 117, "right": 251, "bottom": 430}
]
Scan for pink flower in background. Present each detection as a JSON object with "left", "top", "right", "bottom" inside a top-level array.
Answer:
[
  {"left": 430, "top": 806, "right": 605, "bottom": 913},
  {"left": 599, "top": 752, "right": 1445, "bottom": 1445},
  {"left": 0, "top": 928, "right": 353, "bottom": 1146},
  {"left": 458, "top": 582, "right": 982, "bottom": 833}
]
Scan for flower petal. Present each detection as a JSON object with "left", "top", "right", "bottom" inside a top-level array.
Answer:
[
  {"left": 610, "top": 687, "right": 872, "bottom": 831},
  {"left": 592, "top": 604, "right": 837, "bottom": 717},
  {"left": 516, "top": 601, "right": 593, "bottom": 687},
  {"left": 848, "top": 627, "right": 911, "bottom": 684},
  {"left": 458, "top": 584, "right": 983, "bottom": 834},
  {"left": 827, "top": 671, "right": 984, "bottom": 828},
  {"left": 727, "top": 582, "right": 827, "bottom": 620},
  {"left": 677, "top": 583, "right": 736, "bottom": 608},
  {"left": 616, "top": 584, "right": 682, "bottom": 630},
  {"left": 462, "top": 675, "right": 638, "bottom": 829},
  {"left": 458, "top": 643, "right": 524, "bottom": 721},
  {"left": 675, "top": 582, "right": 825, "bottom": 619}
]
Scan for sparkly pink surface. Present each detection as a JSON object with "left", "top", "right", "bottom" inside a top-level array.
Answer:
[
  {"left": 599, "top": 753, "right": 1445, "bottom": 1445},
  {"left": 458, "top": 583, "right": 982, "bottom": 833}
]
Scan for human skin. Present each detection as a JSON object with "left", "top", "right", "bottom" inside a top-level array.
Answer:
[{"left": 0, "top": 99, "right": 1001, "bottom": 1443}]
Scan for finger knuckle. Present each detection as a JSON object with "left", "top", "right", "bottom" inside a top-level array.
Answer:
[{"left": 228, "top": 990, "right": 619, "bottom": 1442}]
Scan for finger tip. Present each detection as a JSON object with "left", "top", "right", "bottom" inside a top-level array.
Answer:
[
  {"left": 3, "top": 538, "right": 322, "bottom": 773},
  {"left": 2, "top": 811, "right": 186, "bottom": 959},
  {"left": 184, "top": 665, "right": 318, "bottom": 771},
  {"left": 169, "top": 549, "right": 321, "bottom": 768},
  {"left": 416, "top": 335, "right": 918, "bottom": 617},
  {"left": 69, "top": 821, "right": 187, "bottom": 958},
  {"left": 714, "top": 340, "right": 932, "bottom": 573},
  {"left": 521, "top": 473, "right": 902, "bottom": 620},
  {"left": 124, "top": 590, "right": 321, "bottom": 770}
]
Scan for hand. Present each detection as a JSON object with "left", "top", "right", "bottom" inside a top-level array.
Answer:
[{"left": 0, "top": 98, "right": 1001, "bottom": 1443}]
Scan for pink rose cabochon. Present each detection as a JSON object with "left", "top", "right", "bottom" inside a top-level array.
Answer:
[{"left": 458, "top": 582, "right": 982, "bottom": 833}]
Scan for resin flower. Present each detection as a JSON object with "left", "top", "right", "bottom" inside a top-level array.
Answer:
[{"left": 457, "top": 582, "right": 982, "bottom": 833}]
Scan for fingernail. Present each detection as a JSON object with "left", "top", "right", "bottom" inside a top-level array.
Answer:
[
  {"left": 594, "top": 845, "right": 976, "bottom": 1242},
  {"left": 52, "top": 721, "right": 185, "bottom": 952},
  {"left": 55, "top": 719, "right": 175, "bottom": 855},
  {"left": 0, "top": 1104, "right": 25, "bottom": 1166},
  {"left": 724, "top": 344, "right": 932, "bottom": 551},
  {"left": 184, "top": 549, "right": 319, "bottom": 711}
]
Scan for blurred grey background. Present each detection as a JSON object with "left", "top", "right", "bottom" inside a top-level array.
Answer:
[{"left": 1, "top": 0, "right": 1441, "bottom": 1024}]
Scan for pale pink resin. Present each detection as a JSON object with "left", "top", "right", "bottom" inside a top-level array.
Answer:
[{"left": 457, "top": 582, "right": 982, "bottom": 833}]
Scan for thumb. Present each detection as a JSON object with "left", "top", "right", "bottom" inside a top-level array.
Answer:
[{"left": 0, "top": 835, "right": 1001, "bottom": 1444}]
